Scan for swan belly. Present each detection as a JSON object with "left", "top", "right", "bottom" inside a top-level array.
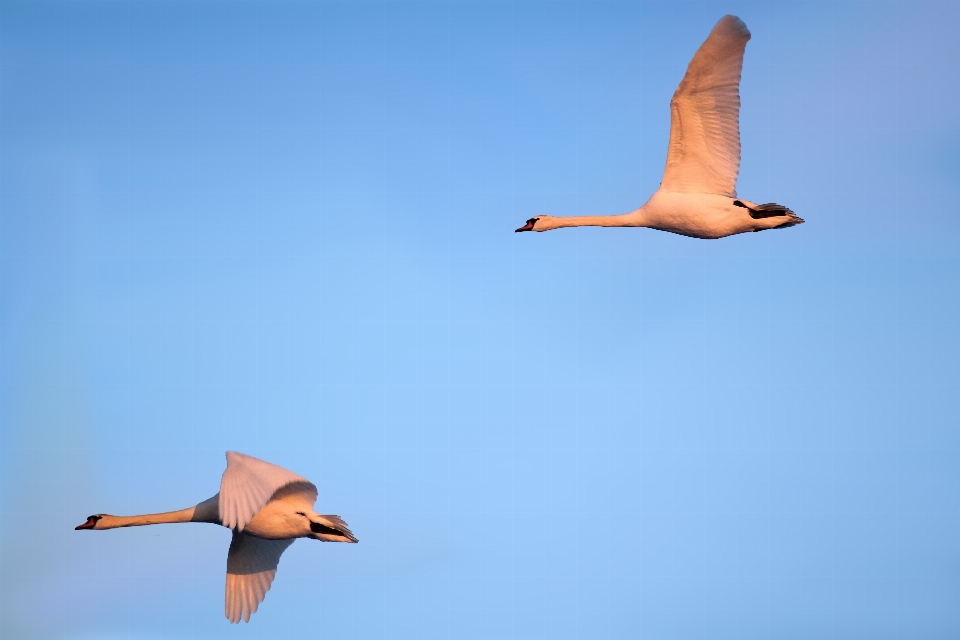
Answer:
[
  {"left": 643, "top": 190, "right": 754, "bottom": 239},
  {"left": 242, "top": 500, "right": 310, "bottom": 540}
]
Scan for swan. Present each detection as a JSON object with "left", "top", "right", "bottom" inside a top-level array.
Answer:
[
  {"left": 75, "top": 451, "right": 357, "bottom": 623},
  {"left": 516, "top": 15, "right": 802, "bottom": 239}
]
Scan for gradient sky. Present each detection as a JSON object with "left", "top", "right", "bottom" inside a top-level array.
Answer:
[{"left": 2, "top": 1, "right": 960, "bottom": 638}]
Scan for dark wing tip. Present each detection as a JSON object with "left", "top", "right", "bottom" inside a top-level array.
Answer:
[{"left": 717, "top": 15, "right": 751, "bottom": 40}]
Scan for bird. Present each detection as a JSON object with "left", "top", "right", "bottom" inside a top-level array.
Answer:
[
  {"left": 515, "top": 15, "right": 802, "bottom": 239},
  {"left": 75, "top": 451, "right": 357, "bottom": 623}
]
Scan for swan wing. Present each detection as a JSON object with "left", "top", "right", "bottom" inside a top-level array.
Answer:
[
  {"left": 661, "top": 15, "right": 751, "bottom": 197},
  {"left": 224, "top": 532, "right": 295, "bottom": 623},
  {"left": 219, "top": 451, "right": 318, "bottom": 531}
]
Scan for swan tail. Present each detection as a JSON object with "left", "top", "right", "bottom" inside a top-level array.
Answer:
[
  {"left": 734, "top": 200, "right": 803, "bottom": 229},
  {"left": 751, "top": 202, "right": 795, "bottom": 218},
  {"left": 312, "top": 514, "right": 358, "bottom": 543},
  {"left": 734, "top": 200, "right": 794, "bottom": 219}
]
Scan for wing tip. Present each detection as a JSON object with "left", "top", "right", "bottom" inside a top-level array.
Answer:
[{"left": 717, "top": 14, "right": 751, "bottom": 40}]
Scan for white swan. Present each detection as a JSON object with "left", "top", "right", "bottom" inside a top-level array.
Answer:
[
  {"left": 516, "top": 15, "right": 803, "bottom": 239},
  {"left": 75, "top": 451, "right": 357, "bottom": 623}
]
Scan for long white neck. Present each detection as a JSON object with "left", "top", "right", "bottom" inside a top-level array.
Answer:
[
  {"left": 541, "top": 208, "right": 647, "bottom": 231},
  {"left": 93, "top": 494, "right": 220, "bottom": 529}
]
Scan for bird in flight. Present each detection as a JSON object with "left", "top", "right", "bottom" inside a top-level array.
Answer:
[
  {"left": 516, "top": 15, "right": 802, "bottom": 239},
  {"left": 76, "top": 451, "right": 357, "bottom": 623}
]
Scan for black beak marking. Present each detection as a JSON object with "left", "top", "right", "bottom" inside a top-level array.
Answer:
[{"left": 516, "top": 218, "right": 538, "bottom": 232}]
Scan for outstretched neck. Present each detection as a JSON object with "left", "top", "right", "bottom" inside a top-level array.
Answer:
[
  {"left": 91, "top": 494, "right": 221, "bottom": 530},
  {"left": 544, "top": 208, "right": 647, "bottom": 231}
]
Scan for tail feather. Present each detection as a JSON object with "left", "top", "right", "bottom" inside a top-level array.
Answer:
[
  {"left": 736, "top": 200, "right": 795, "bottom": 219},
  {"left": 313, "top": 515, "right": 358, "bottom": 543},
  {"left": 755, "top": 203, "right": 794, "bottom": 215},
  {"left": 736, "top": 199, "right": 804, "bottom": 231}
]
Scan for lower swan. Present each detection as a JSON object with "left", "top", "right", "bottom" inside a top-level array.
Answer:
[{"left": 76, "top": 451, "right": 357, "bottom": 623}]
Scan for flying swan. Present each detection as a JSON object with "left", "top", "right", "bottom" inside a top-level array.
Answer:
[
  {"left": 75, "top": 451, "right": 357, "bottom": 623},
  {"left": 516, "top": 15, "right": 802, "bottom": 239}
]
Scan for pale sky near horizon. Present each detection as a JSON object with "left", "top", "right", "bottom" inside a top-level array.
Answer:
[{"left": 2, "top": 1, "right": 960, "bottom": 638}]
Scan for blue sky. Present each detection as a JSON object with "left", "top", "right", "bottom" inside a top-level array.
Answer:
[{"left": 2, "top": 1, "right": 959, "bottom": 638}]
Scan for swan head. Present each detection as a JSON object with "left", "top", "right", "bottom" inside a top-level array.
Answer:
[
  {"left": 516, "top": 216, "right": 544, "bottom": 232},
  {"left": 75, "top": 515, "right": 103, "bottom": 530},
  {"left": 74, "top": 514, "right": 137, "bottom": 530},
  {"left": 515, "top": 215, "right": 562, "bottom": 232}
]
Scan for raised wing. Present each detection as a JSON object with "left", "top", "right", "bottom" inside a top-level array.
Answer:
[
  {"left": 661, "top": 15, "right": 751, "bottom": 197},
  {"left": 219, "top": 451, "right": 318, "bottom": 531},
  {"left": 225, "top": 532, "right": 295, "bottom": 623}
]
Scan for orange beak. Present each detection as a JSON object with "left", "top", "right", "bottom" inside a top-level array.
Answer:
[
  {"left": 515, "top": 220, "right": 536, "bottom": 232},
  {"left": 75, "top": 516, "right": 100, "bottom": 530}
]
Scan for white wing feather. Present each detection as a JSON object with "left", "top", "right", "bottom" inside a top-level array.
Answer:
[
  {"left": 661, "top": 15, "right": 751, "bottom": 197},
  {"left": 224, "top": 532, "right": 295, "bottom": 623},
  {"left": 219, "top": 451, "right": 318, "bottom": 531}
]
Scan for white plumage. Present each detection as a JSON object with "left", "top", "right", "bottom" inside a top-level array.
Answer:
[
  {"left": 219, "top": 450, "right": 315, "bottom": 532},
  {"left": 662, "top": 15, "right": 747, "bottom": 197},
  {"left": 516, "top": 15, "right": 803, "bottom": 239},
  {"left": 225, "top": 534, "right": 295, "bottom": 624},
  {"left": 75, "top": 451, "right": 357, "bottom": 624}
]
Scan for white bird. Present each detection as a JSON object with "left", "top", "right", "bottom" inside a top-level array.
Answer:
[
  {"left": 75, "top": 451, "right": 357, "bottom": 623},
  {"left": 516, "top": 15, "right": 802, "bottom": 239}
]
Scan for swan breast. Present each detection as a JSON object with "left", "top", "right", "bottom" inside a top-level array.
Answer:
[{"left": 242, "top": 499, "right": 312, "bottom": 540}]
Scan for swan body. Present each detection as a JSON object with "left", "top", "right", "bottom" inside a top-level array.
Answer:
[
  {"left": 516, "top": 15, "right": 803, "bottom": 239},
  {"left": 76, "top": 451, "right": 356, "bottom": 623}
]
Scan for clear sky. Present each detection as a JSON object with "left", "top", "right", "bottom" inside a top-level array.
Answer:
[{"left": 2, "top": 1, "right": 959, "bottom": 638}]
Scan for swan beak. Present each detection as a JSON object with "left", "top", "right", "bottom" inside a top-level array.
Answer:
[
  {"left": 515, "top": 220, "right": 536, "bottom": 232},
  {"left": 75, "top": 515, "right": 100, "bottom": 530}
]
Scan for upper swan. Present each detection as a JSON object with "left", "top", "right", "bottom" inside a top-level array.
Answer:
[{"left": 516, "top": 15, "right": 803, "bottom": 239}]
